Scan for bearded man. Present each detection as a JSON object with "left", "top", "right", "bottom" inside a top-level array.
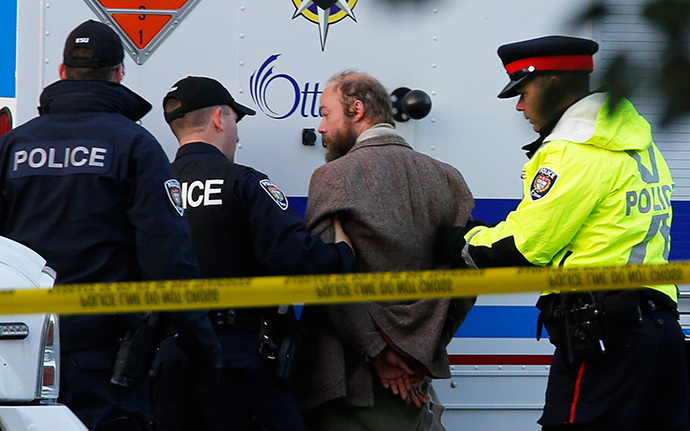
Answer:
[{"left": 294, "top": 71, "right": 475, "bottom": 431}]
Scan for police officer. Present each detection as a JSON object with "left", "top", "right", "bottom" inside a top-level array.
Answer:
[
  {"left": 0, "top": 21, "right": 221, "bottom": 431},
  {"left": 151, "top": 76, "right": 354, "bottom": 431},
  {"left": 438, "top": 36, "right": 689, "bottom": 430}
]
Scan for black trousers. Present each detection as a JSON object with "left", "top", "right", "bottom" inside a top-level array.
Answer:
[
  {"left": 60, "top": 343, "right": 150, "bottom": 431},
  {"left": 539, "top": 309, "right": 690, "bottom": 431},
  {"left": 152, "top": 334, "right": 305, "bottom": 431}
]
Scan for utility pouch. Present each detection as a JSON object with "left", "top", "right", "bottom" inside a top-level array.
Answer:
[
  {"left": 111, "top": 313, "right": 158, "bottom": 387},
  {"left": 603, "top": 289, "right": 643, "bottom": 327},
  {"left": 536, "top": 295, "right": 566, "bottom": 347}
]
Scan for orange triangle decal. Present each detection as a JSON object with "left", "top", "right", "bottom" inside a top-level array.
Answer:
[
  {"left": 83, "top": 0, "right": 201, "bottom": 64},
  {"left": 112, "top": 14, "right": 172, "bottom": 49},
  {"left": 96, "top": 1, "right": 189, "bottom": 8}
]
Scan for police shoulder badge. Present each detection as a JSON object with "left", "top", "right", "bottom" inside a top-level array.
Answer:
[
  {"left": 530, "top": 167, "right": 558, "bottom": 201},
  {"left": 259, "top": 179, "right": 289, "bottom": 210},
  {"left": 164, "top": 179, "right": 185, "bottom": 216}
]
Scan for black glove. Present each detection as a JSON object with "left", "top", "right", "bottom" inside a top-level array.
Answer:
[{"left": 435, "top": 220, "right": 488, "bottom": 268}]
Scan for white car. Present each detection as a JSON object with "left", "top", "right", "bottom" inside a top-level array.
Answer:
[{"left": 0, "top": 236, "right": 88, "bottom": 431}]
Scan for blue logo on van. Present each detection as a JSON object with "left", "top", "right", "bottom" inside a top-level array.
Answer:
[{"left": 249, "top": 54, "right": 323, "bottom": 120}]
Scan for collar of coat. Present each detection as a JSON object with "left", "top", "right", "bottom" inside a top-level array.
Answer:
[
  {"left": 38, "top": 79, "right": 152, "bottom": 122},
  {"left": 350, "top": 123, "right": 410, "bottom": 153}
]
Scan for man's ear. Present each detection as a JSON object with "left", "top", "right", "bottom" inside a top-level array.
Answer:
[
  {"left": 59, "top": 64, "right": 67, "bottom": 80},
  {"left": 112, "top": 65, "right": 124, "bottom": 84},
  {"left": 212, "top": 107, "right": 224, "bottom": 131},
  {"left": 547, "top": 75, "right": 562, "bottom": 88},
  {"left": 351, "top": 100, "right": 365, "bottom": 122}
]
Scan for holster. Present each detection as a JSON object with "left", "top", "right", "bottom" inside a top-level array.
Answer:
[
  {"left": 111, "top": 313, "right": 158, "bottom": 387},
  {"left": 274, "top": 333, "right": 301, "bottom": 384},
  {"left": 537, "top": 291, "right": 632, "bottom": 364},
  {"left": 262, "top": 305, "right": 303, "bottom": 385}
]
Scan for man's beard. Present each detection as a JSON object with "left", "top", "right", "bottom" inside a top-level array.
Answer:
[{"left": 324, "top": 122, "right": 358, "bottom": 162}]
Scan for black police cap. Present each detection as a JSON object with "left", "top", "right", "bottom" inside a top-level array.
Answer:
[
  {"left": 497, "top": 35, "right": 599, "bottom": 99},
  {"left": 63, "top": 20, "right": 124, "bottom": 69},
  {"left": 163, "top": 76, "right": 256, "bottom": 124}
]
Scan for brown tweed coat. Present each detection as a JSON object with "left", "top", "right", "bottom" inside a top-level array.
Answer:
[{"left": 294, "top": 127, "right": 475, "bottom": 410}]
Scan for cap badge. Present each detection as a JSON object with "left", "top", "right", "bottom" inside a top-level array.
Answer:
[
  {"left": 259, "top": 179, "right": 289, "bottom": 210},
  {"left": 530, "top": 167, "right": 558, "bottom": 201}
]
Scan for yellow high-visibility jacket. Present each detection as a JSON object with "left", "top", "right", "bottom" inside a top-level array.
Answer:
[{"left": 465, "top": 93, "right": 676, "bottom": 301}]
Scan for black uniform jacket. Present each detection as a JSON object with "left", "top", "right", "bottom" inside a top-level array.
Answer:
[
  {"left": 172, "top": 142, "right": 353, "bottom": 278},
  {"left": 0, "top": 80, "right": 219, "bottom": 359},
  {"left": 172, "top": 142, "right": 353, "bottom": 369}
]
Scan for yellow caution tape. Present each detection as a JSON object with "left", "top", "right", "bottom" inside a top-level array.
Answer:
[{"left": 0, "top": 262, "right": 687, "bottom": 315}]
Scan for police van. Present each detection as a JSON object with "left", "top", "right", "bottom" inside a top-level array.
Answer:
[{"left": 1, "top": 1, "right": 689, "bottom": 430}]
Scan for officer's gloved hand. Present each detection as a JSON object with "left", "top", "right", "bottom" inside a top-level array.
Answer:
[
  {"left": 435, "top": 220, "right": 488, "bottom": 269},
  {"left": 189, "top": 351, "right": 222, "bottom": 399},
  {"left": 435, "top": 226, "right": 467, "bottom": 268}
]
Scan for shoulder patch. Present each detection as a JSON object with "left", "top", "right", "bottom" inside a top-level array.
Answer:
[
  {"left": 259, "top": 179, "right": 289, "bottom": 210},
  {"left": 530, "top": 167, "right": 558, "bottom": 201},
  {"left": 165, "top": 179, "right": 185, "bottom": 216}
]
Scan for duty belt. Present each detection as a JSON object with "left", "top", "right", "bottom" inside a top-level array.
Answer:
[
  {"left": 209, "top": 308, "right": 263, "bottom": 333},
  {"left": 536, "top": 288, "right": 678, "bottom": 364}
]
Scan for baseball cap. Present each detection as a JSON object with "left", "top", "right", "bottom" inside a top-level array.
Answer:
[
  {"left": 497, "top": 35, "right": 599, "bottom": 99},
  {"left": 163, "top": 76, "right": 256, "bottom": 124},
  {"left": 63, "top": 20, "right": 125, "bottom": 68}
]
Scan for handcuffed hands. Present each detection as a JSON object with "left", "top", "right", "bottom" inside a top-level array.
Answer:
[{"left": 372, "top": 347, "right": 429, "bottom": 408}]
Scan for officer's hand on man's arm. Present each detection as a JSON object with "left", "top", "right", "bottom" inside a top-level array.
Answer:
[{"left": 435, "top": 220, "right": 488, "bottom": 268}]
